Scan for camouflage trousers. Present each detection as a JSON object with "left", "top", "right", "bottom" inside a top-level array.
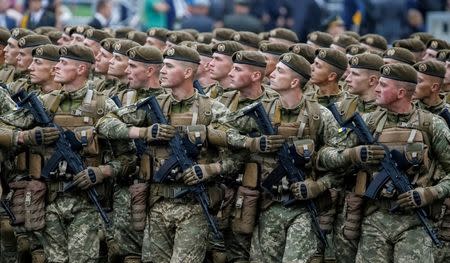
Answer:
[
  {"left": 41, "top": 194, "right": 102, "bottom": 263},
  {"left": 356, "top": 209, "right": 434, "bottom": 262},
  {"left": 13, "top": 224, "right": 45, "bottom": 263},
  {"left": 141, "top": 199, "right": 209, "bottom": 263},
  {"left": 433, "top": 241, "right": 450, "bottom": 263},
  {"left": 333, "top": 208, "right": 358, "bottom": 263},
  {"left": 0, "top": 214, "right": 16, "bottom": 263},
  {"left": 250, "top": 202, "right": 321, "bottom": 263},
  {"left": 109, "top": 185, "right": 144, "bottom": 259}
]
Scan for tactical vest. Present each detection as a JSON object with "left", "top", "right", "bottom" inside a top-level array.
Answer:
[{"left": 365, "top": 108, "right": 434, "bottom": 190}]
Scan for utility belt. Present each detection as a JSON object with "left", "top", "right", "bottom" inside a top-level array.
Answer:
[
  {"left": 365, "top": 198, "right": 417, "bottom": 216},
  {"left": 150, "top": 183, "right": 196, "bottom": 203}
]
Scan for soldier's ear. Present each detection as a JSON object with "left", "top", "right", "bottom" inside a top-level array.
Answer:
[
  {"left": 430, "top": 82, "right": 441, "bottom": 93},
  {"left": 184, "top": 66, "right": 194, "bottom": 79},
  {"left": 290, "top": 77, "right": 299, "bottom": 89},
  {"left": 327, "top": 71, "right": 338, "bottom": 82}
]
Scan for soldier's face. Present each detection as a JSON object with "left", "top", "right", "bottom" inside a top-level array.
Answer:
[
  {"left": 108, "top": 53, "right": 128, "bottom": 78},
  {"left": 228, "top": 63, "right": 254, "bottom": 90},
  {"left": 95, "top": 48, "right": 112, "bottom": 74},
  {"left": 145, "top": 37, "right": 166, "bottom": 52},
  {"left": 29, "top": 57, "right": 55, "bottom": 84},
  {"left": 269, "top": 62, "right": 296, "bottom": 91},
  {"left": 126, "top": 60, "right": 149, "bottom": 88},
  {"left": 209, "top": 53, "right": 233, "bottom": 81},
  {"left": 57, "top": 33, "right": 71, "bottom": 46},
  {"left": 423, "top": 49, "right": 438, "bottom": 61},
  {"left": 310, "top": 58, "right": 331, "bottom": 85},
  {"left": 83, "top": 38, "right": 101, "bottom": 57},
  {"left": 374, "top": 77, "right": 402, "bottom": 106},
  {"left": 16, "top": 48, "right": 33, "bottom": 72},
  {"left": 71, "top": 33, "right": 85, "bottom": 45},
  {"left": 54, "top": 58, "right": 78, "bottom": 84},
  {"left": 444, "top": 61, "right": 450, "bottom": 86},
  {"left": 345, "top": 68, "right": 371, "bottom": 95},
  {"left": 262, "top": 52, "right": 278, "bottom": 77},
  {"left": 4, "top": 38, "right": 19, "bottom": 65},
  {"left": 413, "top": 73, "right": 436, "bottom": 100},
  {"left": 197, "top": 55, "right": 212, "bottom": 78},
  {"left": 159, "top": 59, "right": 186, "bottom": 88}
]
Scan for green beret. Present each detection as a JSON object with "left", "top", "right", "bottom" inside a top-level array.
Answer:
[
  {"left": 345, "top": 44, "right": 367, "bottom": 56},
  {"left": 10, "top": 28, "right": 35, "bottom": 40},
  {"left": 360, "top": 34, "right": 387, "bottom": 51},
  {"left": 426, "top": 38, "right": 449, "bottom": 51},
  {"left": 59, "top": 44, "right": 95, "bottom": 64},
  {"left": 179, "top": 41, "right": 197, "bottom": 49},
  {"left": 333, "top": 34, "right": 359, "bottom": 49},
  {"left": 85, "top": 29, "right": 113, "bottom": 44},
  {"left": 127, "top": 46, "right": 163, "bottom": 64},
  {"left": 183, "top": 28, "right": 199, "bottom": 39},
  {"left": 212, "top": 28, "right": 236, "bottom": 41},
  {"left": 315, "top": 48, "right": 348, "bottom": 70},
  {"left": 46, "top": 31, "right": 63, "bottom": 45},
  {"left": 268, "top": 28, "right": 298, "bottom": 43},
  {"left": 147, "top": 27, "right": 169, "bottom": 42},
  {"left": 232, "top": 50, "right": 266, "bottom": 68},
  {"left": 392, "top": 38, "right": 426, "bottom": 52},
  {"left": 63, "top": 26, "right": 73, "bottom": 36},
  {"left": 259, "top": 42, "right": 289, "bottom": 56},
  {"left": 167, "top": 31, "right": 195, "bottom": 45},
  {"left": 343, "top": 31, "right": 360, "bottom": 40},
  {"left": 18, "top": 35, "right": 51, "bottom": 48},
  {"left": 307, "top": 31, "right": 333, "bottom": 48},
  {"left": 231, "top": 31, "right": 261, "bottom": 49},
  {"left": 289, "top": 43, "right": 316, "bottom": 64},
  {"left": 197, "top": 32, "right": 212, "bottom": 44},
  {"left": 69, "top": 25, "right": 93, "bottom": 36},
  {"left": 0, "top": 28, "right": 11, "bottom": 46},
  {"left": 34, "top": 26, "right": 57, "bottom": 35},
  {"left": 127, "top": 31, "right": 147, "bottom": 45},
  {"left": 380, "top": 63, "right": 417, "bottom": 84},
  {"left": 212, "top": 41, "right": 244, "bottom": 56},
  {"left": 100, "top": 38, "right": 118, "bottom": 54},
  {"left": 259, "top": 32, "right": 269, "bottom": 41},
  {"left": 113, "top": 39, "right": 140, "bottom": 56},
  {"left": 383, "top": 47, "right": 416, "bottom": 65},
  {"left": 32, "top": 44, "right": 60, "bottom": 62},
  {"left": 114, "top": 27, "right": 136, "bottom": 39},
  {"left": 349, "top": 53, "right": 383, "bottom": 71},
  {"left": 410, "top": 32, "right": 434, "bottom": 45},
  {"left": 413, "top": 60, "right": 446, "bottom": 79},
  {"left": 163, "top": 45, "right": 200, "bottom": 64},
  {"left": 280, "top": 52, "right": 311, "bottom": 79},
  {"left": 436, "top": 49, "right": 450, "bottom": 62},
  {"left": 195, "top": 43, "right": 213, "bottom": 58}
]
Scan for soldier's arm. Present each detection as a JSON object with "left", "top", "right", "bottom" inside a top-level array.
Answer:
[
  {"left": 0, "top": 88, "right": 16, "bottom": 115},
  {"left": 429, "top": 115, "right": 450, "bottom": 199}
]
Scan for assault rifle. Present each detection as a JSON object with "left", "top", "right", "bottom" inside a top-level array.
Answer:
[
  {"left": 0, "top": 176, "right": 16, "bottom": 224},
  {"left": 327, "top": 103, "right": 442, "bottom": 247},
  {"left": 439, "top": 108, "right": 450, "bottom": 127},
  {"left": 17, "top": 93, "right": 111, "bottom": 227},
  {"left": 243, "top": 102, "right": 328, "bottom": 247},
  {"left": 136, "top": 96, "right": 222, "bottom": 239}
]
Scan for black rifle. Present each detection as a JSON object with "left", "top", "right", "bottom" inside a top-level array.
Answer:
[
  {"left": 136, "top": 96, "right": 222, "bottom": 239},
  {"left": 243, "top": 102, "right": 328, "bottom": 247},
  {"left": 439, "top": 108, "right": 450, "bottom": 127},
  {"left": 193, "top": 80, "right": 206, "bottom": 95},
  {"left": 0, "top": 175, "right": 16, "bottom": 224},
  {"left": 327, "top": 105, "right": 442, "bottom": 247},
  {"left": 17, "top": 93, "right": 111, "bottom": 227},
  {"left": 110, "top": 95, "right": 122, "bottom": 108},
  {"left": 11, "top": 89, "right": 29, "bottom": 104}
]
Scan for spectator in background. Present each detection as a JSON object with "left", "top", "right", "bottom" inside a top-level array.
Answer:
[
  {"left": 142, "top": 0, "right": 169, "bottom": 30},
  {"left": 287, "top": 0, "right": 322, "bottom": 42},
  {"left": 208, "top": 0, "right": 233, "bottom": 27},
  {"left": 181, "top": 0, "right": 214, "bottom": 32},
  {"left": 88, "top": 0, "right": 112, "bottom": 29},
  {"left": 0, "top": 0, "right": 16, "bottom": 29},
  {"left": 20, "top": 0, "right": 55, "bottom": 29},
  {"left": 223, "top": 0, "right": 264, "bottom": 33}
]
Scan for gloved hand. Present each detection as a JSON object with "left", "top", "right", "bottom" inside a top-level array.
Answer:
[
  {"left": 138, "top": 124, "right": 176, "bottom": 142},
  {"left": 181, "top": 163, "right": 221, "bottom": 185},
  {"left": 290, "top": 179, "right": 327, "bottom": 200},
  {"left": 73, "top": 167, "right": 105, "bottom": 190},
  {"left": 397, "top": 187, "right": 438, "bottom": 209},
  {"left": 343, "top": 145, "right": 385, "bottom": 165},
  {"left": 22, "top": 126, "right": 60, "bottom": 146},
  {"left": 244, "top": 135, "right": 284, "bottom": 153}
]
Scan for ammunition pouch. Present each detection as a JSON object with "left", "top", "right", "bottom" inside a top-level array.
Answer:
[
  {"left": 291, "top": 139, "right": 315, "bottom": 169},
  {"left": 73, "top": 126, "right": 100, "bottom": 157},
  {"left": 24, "top": 180, "right": 46, "bottom": 231},
  {"left": 182, "top": 125, "right": 207, "bottom": 159},
  {"left": 9, "top": 180, "right": 28, "bottom": 224},
  {"left": 231, "top": 186, "right": 260, "bottom": 234},
  {"left": 129, "top": 182, "right": 148, "bottom": 231},
  {"left": 318, "top": 188, "right": 338, "bottom": 233},
  {"left": 343, "top": 192, "right": 364, "bottom": 240},
  {"left": 216, "top": 185, "right": 236, "bottom": 229}
]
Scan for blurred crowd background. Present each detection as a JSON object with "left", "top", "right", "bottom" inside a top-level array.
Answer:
[{"left": 1, "top": 0, "right": 449, "bottom": 44}]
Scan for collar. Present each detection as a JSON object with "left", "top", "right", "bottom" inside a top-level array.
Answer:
[{"left": 61, "top": 82, "right": 89, "bottom": 100}]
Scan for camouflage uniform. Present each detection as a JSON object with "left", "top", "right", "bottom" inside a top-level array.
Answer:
[
  {"left": 304, "top": 85, "right": 347, "bottom": 107},
  {"left": 0, "top": 64, "right": 19, "bottom": 84},
  {"left": 97, "top": 91, "right": 232, "bottom": 263},
  {"left": 204, "top": 82, "right": 226, "bottom": 99},
  {"left": 318, "top": 107, "right": 450, "bottom": 263},
  {"left": 223, "top": 97, "right": 340, "bottom": 263}
]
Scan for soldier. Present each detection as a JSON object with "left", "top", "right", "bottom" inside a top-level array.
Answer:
[
  {"left": 8, "top": 34, "right": 52, "bottom": 96},
  {"left": 267, "top": 28, "right": 299, "bottom": 46},
  {"left": 197, "top": 32, "right": 212, "bottom": 44},
  {"left": 57, "top": 26, "right": 73, "bottom": 46},
  {"left": 259, "top": 42, "right": 289, "bottom": 82},
  {"left": 94, "top": 38, "right": 118, "bottom": 86},
  {"left": 69, "top": 25, "right": 93, "bottom": 45},
  {"left": 211, "top": 28, "right": 236, "bottom": 44},
  {"left": 306, "top": 31, "right": 333, "bottom": 49},
  {"left": 444, "top": 54, "right": 450, "bottom": 102},
  {"left": 126, "top": 31, "right": 147, "bottom": 46},
  {"left": 382, "top": 47, "right": 416, "bottom": 65},
  {"left": 28, "top": 44, "right": 62, "bottom": 95},
  {"left": 83, "top": 29, "right": 113, "bottom": 58},
  {"left": 0, "top": 28, "right": 11, "bottom": 67},
  {"left": 410, "top": 32, "right": 434, "bottom": 46},
  {"left": 359, "top": 34, "right": 387, "bottom": 55},
  {"left": 222, "top": 52, "right": 340, "bottom": 262},
  {"left": 145, "top": 28, "right": 168, "bottom": 51},
  {"left": 96, "top": 45, "right": 232, "bottom": 263},
  {"left": 393, "top": 38, "right": 426, "bottom": 62},
  {"left": 319, "top": 63, "right": 450, "bottom": 262},
  {"left": 307, "top": 48, "right": 348, "bottom": 106},
  {"left": 423, "top": 39, "right": 449, "bottom": 61},
  {"left": 205, "top": 41, "right": 244, "bottom": 98},
  {"left": 332, "top": 53, "right": 384, "bottom": 263},
  {"left": 330, "top": 34, "right": 359, "bottom": 54},
  {"left": 192, "top": 43, "right": 215, "bottom": 89},
  {"left": 231, "top": 31, "right": 261, "bottom": 51},
  {"left": 165, "top": 31, "right": 195, "bottom": 48},
  {"left": 0, "top": 28, "right": 35, "bottom": 84},
  {"left": 115, "top": 27, "right": 136, "bottom": 39}
]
